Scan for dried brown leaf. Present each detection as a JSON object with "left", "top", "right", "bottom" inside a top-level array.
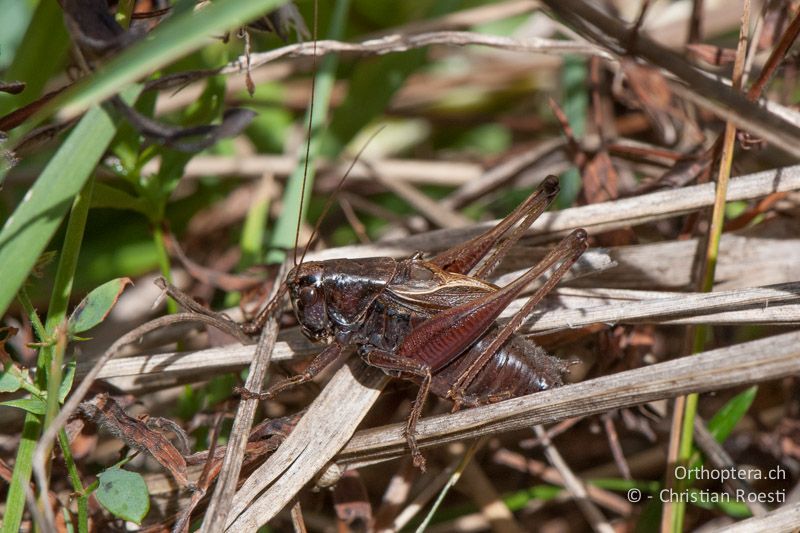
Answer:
[{"left": 79, "top": 393, "right": 190, "bottom": 487}]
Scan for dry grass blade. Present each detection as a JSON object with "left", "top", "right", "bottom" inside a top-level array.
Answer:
[
  {"left": 556, "top": 223, "right": 800, "bottom": 291},
  {"left": 541, "top": 0, "right": 800, "bottom": 158},
  {"left": 221, "top": 31, "right": 613, "bottom": 75},
  {"left": 309, "top": 165, "right": 800, "bottom": 260},
  {"left": 335, "top": 330, "right": 800, "bottom": 468},
  {"left": 86, "top": 283, "right": 800, "bottom": 392},
  {"left": 136, "top": 154, "right": 484, "bottom": 187},
  {"left": 201, "top": 263, "right": 286, "bottom": 532},
  {"left": 712, "top": 503, "right": 800, "bottom": 533},
  {"left": 223, "top": 362, "right": 388, "bottom": 530},
  {"left": 510, "top": 282, "right": 800, "bottom": 333}
]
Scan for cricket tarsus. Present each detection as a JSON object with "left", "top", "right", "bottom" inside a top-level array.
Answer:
[{"left": 240, "top": 175, "right": 588, "bottom": 470}]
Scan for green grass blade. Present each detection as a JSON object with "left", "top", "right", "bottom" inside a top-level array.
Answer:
[
  {"left": 557, "top": 56, "right": 587, "bottom": 208},
  {"left": 266, "top": 0, "right": 350, "bottom": 263},
  {"left": 0, "top": 0, "right": 288, "bottom": 186},
  {"left": 0, "top": 88, "right": 139, "bottom": 317},
  {"left": 3, "top": 415, "right": 41, "bottom": 533},
  {"left": 706, "top": 386, "right": 758, "bottom": 443},
  {"left": 0, "top": 1, "right": 69, "bottom": 115},
  {"left": 41, "top": 0, "right": 287, "bottom": 125}
]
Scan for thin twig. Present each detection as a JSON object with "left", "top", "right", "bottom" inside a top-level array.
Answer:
[
  {"left": 602, "top": 414, "right": 632, "bottom": 480},
  {"left": 201, "top": 263, "right": 287, "bottom": 532},
  {"left": 534, "top": 425, "right": 614, "bottom": 533},
  {"left": 290, "top": 500, "right": 308, "bottom": 533},
  {"left": 220, "top": 31, "right": 613, "bottom": 76},
  {"left": 335, "top": 330, "right": 800, "bottom": 468}
]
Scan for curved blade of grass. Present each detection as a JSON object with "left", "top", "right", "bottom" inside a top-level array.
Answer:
[
  {"left": 0, "top": 87, "right": 139, "bottom": 317},
  {"left": 1, "top": 0, "right": 287, "bottom": 158},
  {"left": 706, "top": 386, "right": 758, "bottom": 443},
  {"left": 670, "top": 3, "right": 752, "bottom": 530},
  {"left": 57, "top": 0, "right": 288, "bottom": 120}
]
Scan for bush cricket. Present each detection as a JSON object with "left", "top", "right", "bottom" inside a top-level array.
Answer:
[{"left": 238, "top": 174, "right": 588, "bottom": 470}]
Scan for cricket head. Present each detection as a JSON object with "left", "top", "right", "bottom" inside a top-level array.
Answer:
[
  {"left": 287, "top": 262, "right": 331, "bottom": 342},
  {"left": 287, "top": 257, "right": 398, "bottom": 343}
]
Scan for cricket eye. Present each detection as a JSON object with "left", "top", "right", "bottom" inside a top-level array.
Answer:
[{"left": 299, "top": 286, "right": 319, "bottom": 307}]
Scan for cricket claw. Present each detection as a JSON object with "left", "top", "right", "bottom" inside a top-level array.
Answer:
[
  {"left": 403, "top": 425, "right": 427, "bottom": 472},
  {"left": 450, "top": 399, "right": 464, "bottom": 413},
  {"left": 412, "top": 452, "right": 427, "bottom": 472}
]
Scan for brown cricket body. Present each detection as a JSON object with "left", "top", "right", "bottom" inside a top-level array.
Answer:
[
  {"left": 287, "top": 256, "right": 568, "bottom": 396},
  {"left": 243, "top": 175, "right": 588, "bottom": 469}
]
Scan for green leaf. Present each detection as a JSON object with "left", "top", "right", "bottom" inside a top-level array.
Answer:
[
  {"left": 0, "top": 0, "right": 69, "bottom": 115},
  {"left": 68, "top": 278, "right": 133, "bottom": 336},
  {"left": 0, "top": 87, "right": 141, "bottom": 318},
  {"left": 688, "top": 386, "right": 758, "bottom": 472},
  {"left": 556, "top": 55, "right": 588, "bottom": 209},
  {"left": 58, "top": 361, "right": 76, "bottom": 403},
  {"left": 90, "top": 182, "right": 150, "bottom": 215},
  {"left": 0, "top": 397, "right": 46, "bottom": 415},
  {"left": 3, "top": 414, "right": 42, "bottom": 533},
  {"left": 95, "top": 468, "right": 150, "bottom": 524},
  {"left": 707, "top": 386, "right": 758, "bottom": 443},
  {"left": 0, "top": 367, "right": 22, "bottom": 393}
]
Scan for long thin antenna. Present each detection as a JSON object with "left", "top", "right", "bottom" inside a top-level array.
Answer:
[
  {"left": 297, "top": 125, "right": 386, "bottom": 268},
  {"left": 293, "top": 0, "right": 319, "bottom": 268}
]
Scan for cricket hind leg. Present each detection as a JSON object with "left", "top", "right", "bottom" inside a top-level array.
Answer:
[
  {"left": 430, "top": 333, "right": 552, "bottom": 413},
  {"left": 430, "top": 175, "right": 560, "bottom": 278},
  {"left": 447, "top": 229, "right": 588, "bottom": 409},
  {"left": 431, "top": 371, "right": 512, "bottom": 411},
  {"left": 360, "top": 347, "right": 433, "bottom": 471}
]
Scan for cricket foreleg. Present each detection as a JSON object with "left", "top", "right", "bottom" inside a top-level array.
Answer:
[
  {"left": 236, "top": 341, "right": 344, "bottom": 400},
  {"left": 240, "top": 282, "right": 289, "bottom": 335},
  {"left": 361, "top": 347, "right": 432, "bottom": 471}
]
